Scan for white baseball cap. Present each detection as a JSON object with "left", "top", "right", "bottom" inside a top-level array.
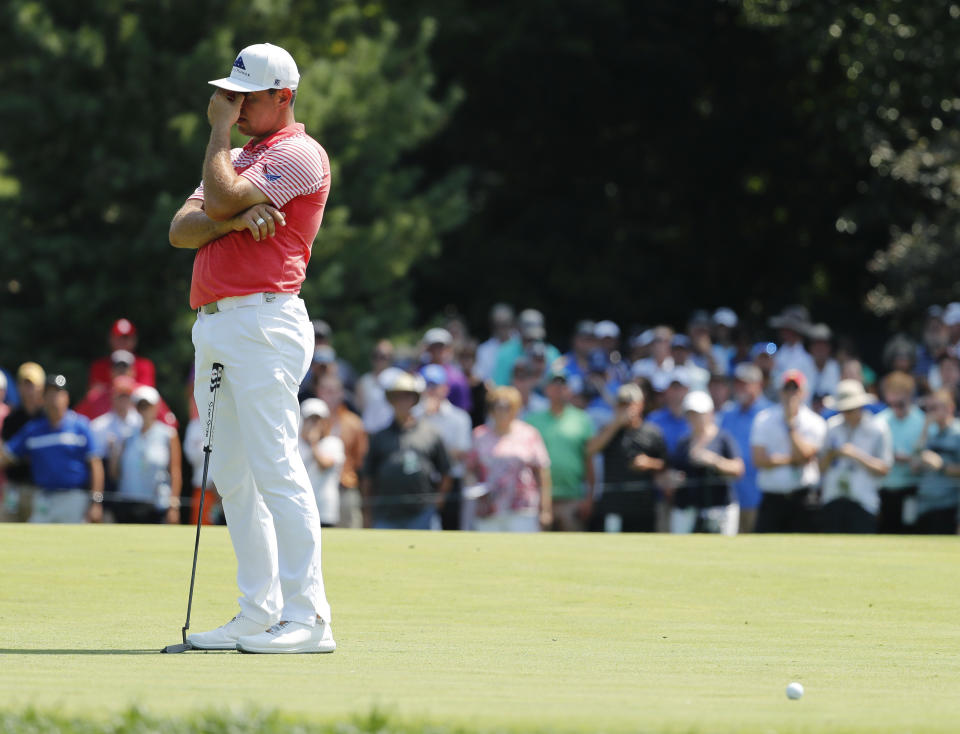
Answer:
[
  {"left": 209, "top": 43, "right": 300, "bottom": 93},
  {"left": 132, "top": 385, "right": 161, "bottom": 406},
  {"left": 300, "top": 398, "right": 330, "bottom": 420},
  {"left": 682, "top": 390, "right": 714, "bottom": 414}
]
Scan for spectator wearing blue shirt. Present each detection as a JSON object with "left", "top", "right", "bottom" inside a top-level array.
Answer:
[
  {"left": 647, "top": 369, "right": 692, "bottom": 460},
  {"left": 1, "top": 375, "right": 104, "bottom": 523},
  {"left": 719, "top": 363, "right": 772, "bottom": 533}
]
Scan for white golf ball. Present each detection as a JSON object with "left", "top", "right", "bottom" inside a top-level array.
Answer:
[{"left": 786, "top": 682, "right": 804, "bottom": 700}]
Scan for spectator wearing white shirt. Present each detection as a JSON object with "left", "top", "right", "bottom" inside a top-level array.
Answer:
[
  {"left": 819, "top": 380, "right": 893, "bottom": 533},
  {"left": 475, "top": 304, "right": 516, "bottom": 383},
  {"left": 631, "top": 326, "right": 674, "bottom": 388},
  {"left": 299, "top": 399, "right": 345, "bottom": 527},
  {"left": 807, "top": 323, "right": 841, "bottom": 402},
  {"left": 355, "top": 339, "right": 396, "bottom": 434},
  {"left": 416, "top": 364, "right": 473, "bottom": 529},
  {"left": 750, "top": 369, "right": 828, "bottom": 532},
  {"left": 769, "top": 305, "right": 817, "bottom": 395}
]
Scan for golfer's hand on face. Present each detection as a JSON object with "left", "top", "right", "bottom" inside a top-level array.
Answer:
[{"left": 207, "top": 89, "right": 243, "bottom": 128}]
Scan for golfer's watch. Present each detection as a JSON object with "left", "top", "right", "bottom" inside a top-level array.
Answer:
[{"left": 91, "top": 491, "right": 104, "bottom": 504}]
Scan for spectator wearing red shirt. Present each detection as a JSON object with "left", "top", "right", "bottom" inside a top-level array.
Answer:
[{"left": 88, "top": 319, "right": 157, "bottom": 390}]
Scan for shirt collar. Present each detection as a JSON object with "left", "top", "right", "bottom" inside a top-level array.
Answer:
[{"left": 243, "top": 122, "right": 305, "bottom": 153}]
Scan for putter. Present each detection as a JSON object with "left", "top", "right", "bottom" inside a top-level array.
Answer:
[{"left": 162, "top": 362, "right": 224, "bottom": 654}]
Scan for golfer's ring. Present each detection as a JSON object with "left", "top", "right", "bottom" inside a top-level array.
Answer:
[{"left": 255, "top": 217, "right": 266, "bottom": 226}]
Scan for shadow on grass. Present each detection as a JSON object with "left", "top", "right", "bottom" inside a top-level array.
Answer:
[{"left": 0, "top": 648, "right": 201, "bottom": 655}]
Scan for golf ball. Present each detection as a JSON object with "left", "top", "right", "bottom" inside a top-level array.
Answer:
[{"left": 786, "top": 682, "right": 804, "bottom": 700}]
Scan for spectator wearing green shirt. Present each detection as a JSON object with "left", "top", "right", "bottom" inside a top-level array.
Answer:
[
  {"left": 525, "top": 370, "right": 595, "bottom": 531},
  {"left": 492, "top": 309, "right": 561, "bottom": 387},
  {"left": 913, "top": 388, "right": 960, "bottom": 535},
  {"left": 876, "top": 371, "right": 925, "bottom": 533}
]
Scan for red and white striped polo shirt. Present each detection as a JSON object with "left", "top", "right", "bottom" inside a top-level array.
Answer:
[{"left": 187, "top": 122, "right": 330, "bottom": 310}]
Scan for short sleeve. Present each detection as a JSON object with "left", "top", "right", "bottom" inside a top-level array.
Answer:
[
  {"left": 528, "top": 426, "right": 551, "bottom": 469},
  {"left": 4, "top": 424, "right": 29, "bottom": 459},
  {"left": 239, "top": 137, "right": 325, "bottom": 208},
  {"left": 749, "top": 410, "right": 769, "bottom": 448}
]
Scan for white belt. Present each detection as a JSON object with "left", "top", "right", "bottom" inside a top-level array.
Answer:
[{"left": 199, "top": 292, "right": 282, "bottom": 315}]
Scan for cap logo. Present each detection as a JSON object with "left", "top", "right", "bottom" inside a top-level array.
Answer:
[
  {"left": 233, "top": 56, "right": 246, "bottom": 70},
  {"left": 275, "top": 78, "right": 282, "bottom": 87}
]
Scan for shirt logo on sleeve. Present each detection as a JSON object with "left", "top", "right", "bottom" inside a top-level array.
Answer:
[{"left": 263, "top": 164, "right": 282, "bottom": 182}]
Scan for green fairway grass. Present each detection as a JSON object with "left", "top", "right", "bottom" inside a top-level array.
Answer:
[{"left": 1, "top": 526, "right": 959, "bottom": 733}]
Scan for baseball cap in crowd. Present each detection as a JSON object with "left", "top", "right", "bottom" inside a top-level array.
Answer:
[
  {"left": 421, "top": 364, "right": 448, "bottom": 387},
  {"left": 733, "top": 363, "right": 763, "bottom": 384},
  {"left": 594, "top": 320, "right": 620, "bottom": 340},
  {"left": 749, "top": 342, "right": 778, "bottom": 361},
  {"left": 45, "top": 374, "right": 68, "bottom": 391},
  {"left": 652, "top": 367, "right": 690, "bottom": 392},
  {"left": 518, "top": 309, "right": 546, "bottom": 340},
  {"left": 671, "top": 334, "right": 692, "bottom": 350},
  {"left": 781, "top": 369, "right": 807, "bottom": 390},
  {"left": 616, "top": 383, "right": 644, "bottom": 404},
  {"left": 111, "top": 376, "right": 137, "bottom": 395},
  {"left": 944, "top": 302, "right": 960, "bottom": 327},
  {"left": 312, "top": 345, "right": 336, "bottom": 365},
  {"left": 111, "top": 350, "right": 135, "bottom": 368},
  {"left": 526, "top": 341, "right": 548, "bottom": 361},
  {"left": 209, "top": 43, "right": 300, "bottom": 93},
  {"left": 546, "top": 367, "right": 568, "bottom": 384},
  {"left": 132, "top": 385, "right": 160, "bottom": 406},
  {"left": 300, "top": 398, "right": 331, "bottom": 420},
  {"left": 17, "top": 362, "right": 46, "bottom": 387},
  {"left": 111, "top": 318, "right": 136, "bottom": 337},
  {"left": 712, "top": 308, "right": 738, "bottom": 329},
  {"left": 424, "top": 327, "right": 453, "bottom": 346},
  {"left": 312, "top": 320, "right": 332, "bottom": 340},
  {"left": 926, "top": 305, "right": 945, "bottom": 321},
  {"left": 384, "top": 370, "right": 425, "bottom": 396},
  {"left": 682, "top": 390, "right": 714, "bottom": 415},
  {"left": 768, "top": 305, "right": 811, "bottom": 334},
  {"left": 688, "top": 310, "right": 712, "bottom": 329},
  {"left": 574, "top": 320, "right": 596, "bottom": 337},
  {"left": 630, "top": 329, "right": 655, "bottom": 350},
  {"left": 806, "top": 323, "right": 833, "bottom": 342},
  {"left": 490, "top": 303, "right": 515, "bottom": 325}
]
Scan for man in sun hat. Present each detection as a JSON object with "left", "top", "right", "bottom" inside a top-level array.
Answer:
[
  {"left": 168, "top": 43, "right": 335, "bottom": 654},
  {"left": 819, "top": 379, "right": 892, "bottom": 533},
  {"left": 361, "top": 371, "right": 451, "bottom": 530}
]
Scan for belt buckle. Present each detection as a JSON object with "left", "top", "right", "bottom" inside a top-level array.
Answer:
[{"left": 201, "top": 302, "right": 219, "bottom": 315}]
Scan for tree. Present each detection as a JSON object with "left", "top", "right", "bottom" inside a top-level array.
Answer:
[{"left": 0, "top": 0, "right": 467, "bottom": 412}]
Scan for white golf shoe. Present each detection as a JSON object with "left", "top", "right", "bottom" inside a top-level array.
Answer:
[
  {"left": 187, "top": 614, "right": 268, "bottom": 650},
  {"left": 236, "top": 619, "right": 336, "bottom": 654}
]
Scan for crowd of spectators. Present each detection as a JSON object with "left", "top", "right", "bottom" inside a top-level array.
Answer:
[{"left": 3, "top": 301, "right": 960, "bottom": 535}]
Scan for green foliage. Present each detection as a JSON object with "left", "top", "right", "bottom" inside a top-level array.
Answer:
[
  {"left": 740, "top": 1, "right": 960, "bottom": 322},
  {"left": 0, "top": 0, "right": 466, "bottom": 411}
]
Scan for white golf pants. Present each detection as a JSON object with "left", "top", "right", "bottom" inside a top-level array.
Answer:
[{"left": 192, "top": 293, "right": 331, "bottom": 626}]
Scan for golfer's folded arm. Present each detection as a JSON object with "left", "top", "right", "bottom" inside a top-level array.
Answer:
[
  {"left": 202, "top": 151, "right": 270, "bottom": 221},
  {"left": 169, "top": 199, "right": 237, "bottom": 250}
]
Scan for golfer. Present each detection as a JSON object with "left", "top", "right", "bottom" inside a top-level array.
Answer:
[{"left": 169, "top": 43, "right": 334, "bottom": 654}]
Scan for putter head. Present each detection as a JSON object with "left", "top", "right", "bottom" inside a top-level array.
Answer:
[{"left": 161, "top": 642, "right": 193, "bottom": 654}]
